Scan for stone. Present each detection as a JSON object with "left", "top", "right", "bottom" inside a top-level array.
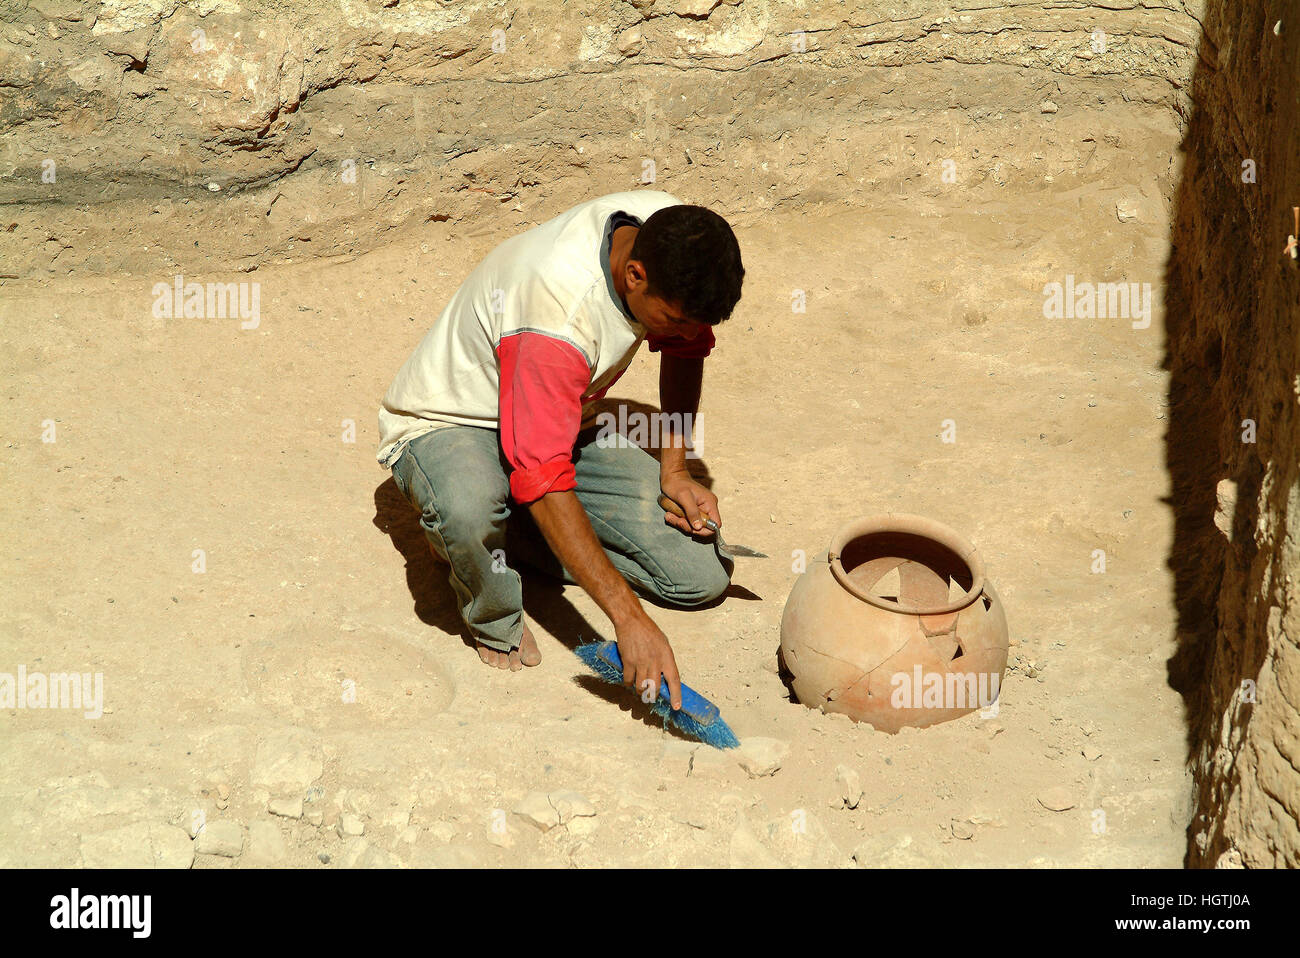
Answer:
[
  {"left": 950, "top": 819, "right": 975, "bottom": 840},
  {"left": 728, "top": 819, "right": 784, "bottom": 868},
  {"left": 485, "top": 823, "right": 515, "bottom": 848},
  {"left": 737, "top": 737, "right": 789, "bottom": 777},
  {"left": 617, "top": 26, "right": 644, "bottom": 56},
  {"left": 195, "top": 821, "right": 244, "bottom": 857},
  {"left": 550, "top": 791, "right": 596, "bottom": 823},
  {"left": 1082, "top": 745, "right": 1103, "bottom": 761},
  {"left": 245, "top": 821, "right": 287, "bottom": 865},
  {"left": 1037, "top": 788, "right": 1077, "bottom": 812},
  {"left": 340, "top": 838, "right": 396, "bottom": 869},
  {"left": 268, "top": 795, "right": 303, "bottom": 819},
  {"left": 513, "top": 791, "right": 560, "bottom": 831},
  {"left": 337, "top": 813, "right": 365, "bottom": 838},
  {"left": 1040, "top": 100, "right": 1058, "bottom": 113},
  {"left": 80, "top": 823, "right": 194, "bottom": 869},
  {"left": 835, "top": 765, "right": 863, "bottom": 809},
  {"left": 1116, "top": 199, "right": 1140, "bottom": 222},
  {"left": 250, "top": 729, "right": 324, "bottom": 791}
]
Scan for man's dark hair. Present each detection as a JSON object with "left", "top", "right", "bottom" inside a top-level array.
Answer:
[{"left": 630, "top": 204, "right": 744, "bottom": 325}]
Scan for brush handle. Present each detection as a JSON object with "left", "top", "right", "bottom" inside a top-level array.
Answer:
[{"left": 593, "top": 641, "right": 721, "bottom": 726}]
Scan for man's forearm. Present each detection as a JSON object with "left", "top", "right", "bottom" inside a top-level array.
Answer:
[
  {"left": 658, "top": 354, "right": 704, "bottom": 477},
  {"left": 527, "top": 489, "right": 645, "bottom": 627}
]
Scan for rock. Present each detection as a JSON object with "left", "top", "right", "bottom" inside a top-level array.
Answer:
[
  {"left": 305, "top": 809, "right": 323, "bottom": 827},
  {"left": 513, "top": 791, "right": 560, "bottom": 831},
  {"left": 950, "top": 819, "right": 975, "bottom": 840},
  {"left": 737, "top": 737, "right": 789, "bottom": 778},
  {"left": 728, "top": 819, "right": 784, "bottom": 868},
  {"left": 1040, "top": 100, "right": 1058, "bottom": 114},
  {"left": 852, "top": 832, "right": 944, "bottom": 868},
  {"left": 1037, "top": 788, "right": 1077, "bottom": 812},
  {"left": 835, "top": 765, "right": 863, "bottom": 809},
  {"left": 251, "top": 729, "right": 324, "bottom": 791},
  {"left": 195, "top": 821, "right": 244, "bottom": 858},
  {"left": 268, "top": 795, "right": 304, "bottom": 819},
  {"left": 1082, "top": 745, "right": 1103, "bottom": 761},
  {"left": 80, "top": 823, "right": 194, "bottom": 869},
  {"left": 245, "top": 821, "right": 287, "bottom": 865},
  {"left": 617, "top": 26, "right": 644, "bottom": 56},
  {"left": 337, "top": 813, "right": 365, "bottom": 838},
  {"left": 1116, "top": 199, "right": 1140, "bottom": 222},
  {"left": 549, "top": 791, "right": 596, "bottom": 824},
  {"left": 1215, "top": 848, "right": 1244, "bottom": 869},
  {"left": 429, "top": 821, "right": 457, "bottom": 843},
  {"left": 1214, "top": 479, "right": 1238, "bottom": 538},
  {"left": 485, "top": 822, "right": 515, "bottom": 848},
  {"left": 340, "top": 838, "right": 396, "bottom": 869},
  {"left": 758, "top": 810, "right": 848, "bottom": 868}
]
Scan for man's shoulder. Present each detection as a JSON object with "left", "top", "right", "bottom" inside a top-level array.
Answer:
[{"left": 585, "top": 189, "right": 685, "bottom": 218}]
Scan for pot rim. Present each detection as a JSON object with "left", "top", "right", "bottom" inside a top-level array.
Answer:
[{"left": 826, "top": 513, "right": 987, "bottom": 615}]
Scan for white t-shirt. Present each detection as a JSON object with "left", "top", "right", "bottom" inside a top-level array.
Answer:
[{"left": 376, "top": 189, "right": 685, "bottom": 470}]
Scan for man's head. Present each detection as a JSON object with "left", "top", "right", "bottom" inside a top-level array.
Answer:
[{"left": 621, "top": 204, "right": 744, "bottom": 340}]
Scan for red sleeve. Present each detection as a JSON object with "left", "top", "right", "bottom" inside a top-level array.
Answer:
[
  {"left": 496, "top": 331, "right": 592, "bottom": 504},
  {"left": 646, "top": 325, "right": 715, "bottom": 359}
]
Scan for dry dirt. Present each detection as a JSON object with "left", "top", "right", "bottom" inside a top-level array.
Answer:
[{"left": 0, "top": 108, "right": 1195, "bottom": 866}]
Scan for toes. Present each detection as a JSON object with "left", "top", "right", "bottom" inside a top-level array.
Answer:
[
  {"left": 508, "top": 650, "right": 523, "bottom": 672},
  {"left": 477, "top": 644, "right": 494, "bottom": 666}
]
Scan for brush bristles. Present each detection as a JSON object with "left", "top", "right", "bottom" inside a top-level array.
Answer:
[{"left": 574, "top": 643, "right": 740, "bottom": 750}]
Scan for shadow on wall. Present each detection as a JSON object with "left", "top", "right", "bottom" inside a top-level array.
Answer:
[{"left": 1163, "top": 1, "right": 1300, "bottom": 866}]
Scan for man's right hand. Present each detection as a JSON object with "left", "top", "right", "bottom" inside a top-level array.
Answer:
[{"left": 614, "top": 612, "right": 682, "bottom": 711}]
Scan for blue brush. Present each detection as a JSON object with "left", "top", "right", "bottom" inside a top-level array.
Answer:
[{"left": 574, "top": 640, "right": 740, "bottom": 749}]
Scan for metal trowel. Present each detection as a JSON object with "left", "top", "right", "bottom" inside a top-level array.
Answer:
[{"left": 657, "top": 494, "right": 768, "bottom": 558}]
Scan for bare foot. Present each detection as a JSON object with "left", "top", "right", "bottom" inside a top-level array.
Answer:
[{"left": 476, "top": 623, "right": 542, "bottom": 672}]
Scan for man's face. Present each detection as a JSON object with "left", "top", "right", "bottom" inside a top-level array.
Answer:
[{"left": 623, "top": 260, "right": 709, "bottom": 341}]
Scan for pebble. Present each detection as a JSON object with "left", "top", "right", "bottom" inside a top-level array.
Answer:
[
  {"left": 1082, "top": 745, "right": 1103, "bottom": 761},
  {"left": 337, "top": 813, "right": 365, "bottom": 838},
  {"left": 1040, "top": 100, "right": 1058, "bottom": 114},
  {"left": 269, "top": 795, "right": 304, "bottom": 819},
  {"left": 835, "top": 765, "right": 863, "bottom": 809},
  {"left": 195, "top": 820, "right": 244, "bottom": 857},
  {"left": 513, "top": 791, "right": 560, "bottom": 831},
  {"left": 1037, "top": 788, "right": 1077, "bottom": 812},
  {"left": 950, "top": 819, "right": 975, "bottom": 840},
  {"left": 317, "top": 852, "right": 330, "bottom": 864},
  {"left": 737, "top": 737, "right": 789, "bottom": 778}
]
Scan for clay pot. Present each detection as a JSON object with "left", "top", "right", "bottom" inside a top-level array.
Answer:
[{"left": 779, "top": 514, "right": 1009, "bottom": 733}]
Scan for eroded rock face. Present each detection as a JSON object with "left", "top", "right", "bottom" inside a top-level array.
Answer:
[
  {"left": 1166, "top": 0, "right": 1300, "bottom": 869},
  {"left": 2, "top": 1, "right": 1202, "bottom": 278}
]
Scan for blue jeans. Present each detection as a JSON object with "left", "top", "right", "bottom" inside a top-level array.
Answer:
[{"left": 390, "top": 425, "right": 734, "bottom": 652}]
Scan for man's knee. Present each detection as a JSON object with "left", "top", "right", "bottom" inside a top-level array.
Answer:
[{"left": 659, "top": 550, "right": 731, "bottom": 606}]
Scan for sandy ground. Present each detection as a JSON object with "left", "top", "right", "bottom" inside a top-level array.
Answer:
[{"left": 1, "top": 153, "right": 1193, "bottom": 866}]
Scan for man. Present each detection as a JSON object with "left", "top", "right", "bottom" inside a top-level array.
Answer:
[{"left": 377, "top": 189, "right": 745, "bottom": 710}]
